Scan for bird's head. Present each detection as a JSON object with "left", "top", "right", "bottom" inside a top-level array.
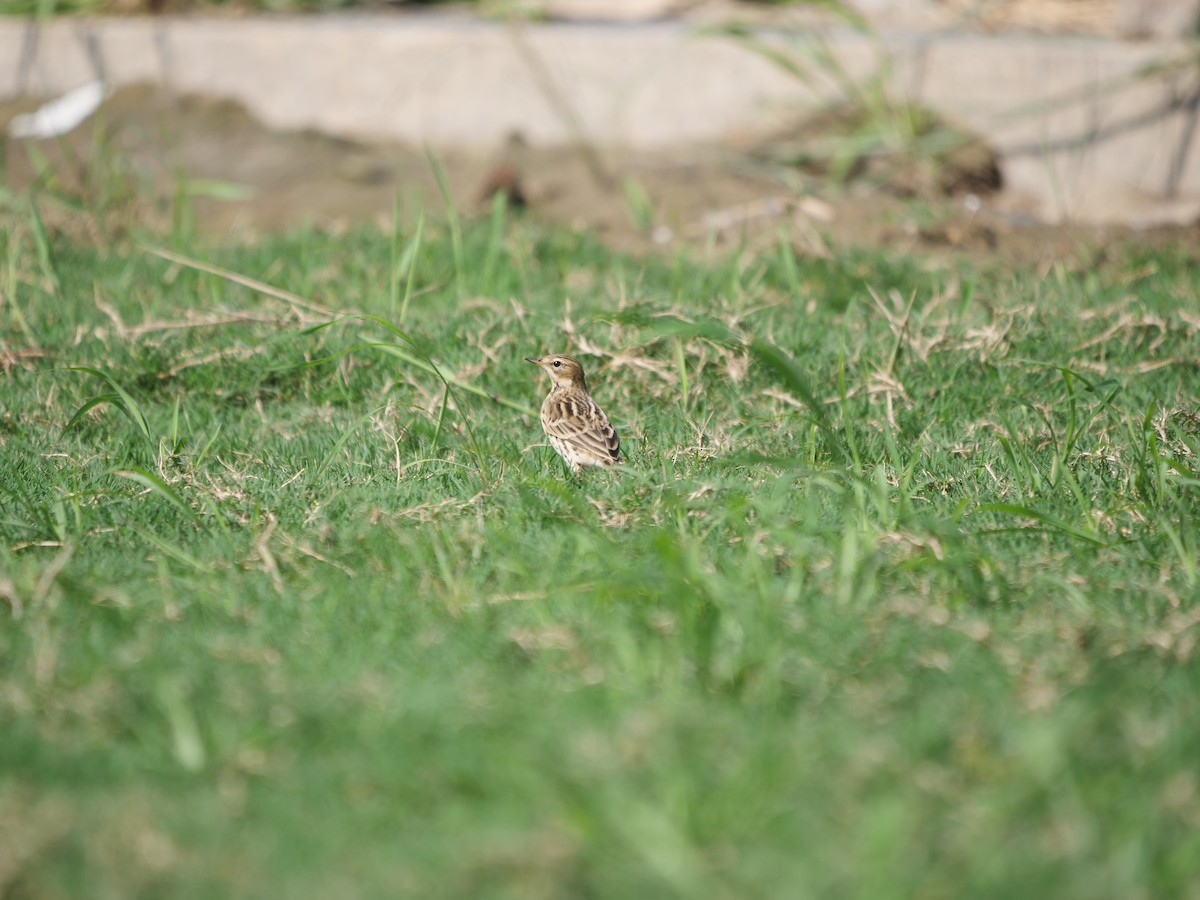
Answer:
[{"left": 525, "top": 354, "right": 587, "bottom": 389}]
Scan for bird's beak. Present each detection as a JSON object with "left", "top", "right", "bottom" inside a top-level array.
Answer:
[{"left": 524, "top": 357, "right": 542, "bottom": 366}]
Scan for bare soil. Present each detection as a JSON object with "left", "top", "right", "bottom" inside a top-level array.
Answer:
[{"left": 3, "top": 83, "right": 1196, "bottom": 270}]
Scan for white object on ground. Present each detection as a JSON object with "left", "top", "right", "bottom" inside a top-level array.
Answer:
[{"left": 9, "top": 80, "right": 107, "bottom": 139}]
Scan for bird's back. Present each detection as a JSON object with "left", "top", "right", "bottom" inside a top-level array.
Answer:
[{"left": 540, "top": 385, "right": 620, "bottom": 470}]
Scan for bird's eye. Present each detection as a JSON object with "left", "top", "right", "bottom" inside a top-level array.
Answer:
[{"left": 552, "top": 360, "right": 562, "bottom": 367}]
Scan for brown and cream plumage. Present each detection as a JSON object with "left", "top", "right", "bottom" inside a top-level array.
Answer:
[{"left": 525, "top": 354, "right": 620, "bottom": 473}]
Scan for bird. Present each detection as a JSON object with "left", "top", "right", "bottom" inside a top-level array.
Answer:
[
  {"left": 525, "top": 354, "right": 620, "bottom": 473},
  {"left": 477, "top": 131, "right": 529, "bottom": 210}
]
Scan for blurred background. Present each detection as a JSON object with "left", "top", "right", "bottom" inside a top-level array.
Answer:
[
  {"left": 4, "top": 6, "right": 1200, "bottom": 897},
  {"left": 3, "top": 0, "right": 1200, "bottom": 258}
]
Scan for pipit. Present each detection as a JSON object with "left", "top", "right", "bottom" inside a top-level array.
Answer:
[{"left": 525, "top": 354, "right": 620, "bottom": 473}]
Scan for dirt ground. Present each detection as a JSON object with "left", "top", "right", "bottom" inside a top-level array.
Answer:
[{"left": 3, "top": 83, "right": 1197, "bottom": 269}]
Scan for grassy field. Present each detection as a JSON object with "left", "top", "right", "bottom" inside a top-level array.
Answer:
[{"left": 2, "top": 194, "right": 1199, "bottom": 898}]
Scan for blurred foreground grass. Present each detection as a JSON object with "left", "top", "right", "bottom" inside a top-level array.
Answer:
[{"left": 2, "top": 197, "right": 1199, "bottom": 898}]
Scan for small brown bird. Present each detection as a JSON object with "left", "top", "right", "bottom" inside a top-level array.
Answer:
[
  {"left": 477, "top": 131, "right": 529, "bottom": 209},
  {"left": 525, "top": 355, "right": 620, "bottom": 473}
]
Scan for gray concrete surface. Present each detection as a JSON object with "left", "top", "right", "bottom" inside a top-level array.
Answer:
[{"left": 2, "top": 14, "right": 1198, "bottom": 225}]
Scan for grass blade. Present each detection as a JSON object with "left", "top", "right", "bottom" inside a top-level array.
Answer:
[
  {"left": 749, "top": 339, "right": 847, "bottom": 462},
  {"left": 315, "top": 405, "right": 389, "bottom": 479},
  {"left": 114, "top": 468, "right": 208, "bottom": 531},
  {"left": 28, "top": 195, "right": 60, "bottom": 295},
  {"left": 479, "top": 191, "right": 507, "bottom": 292},
  {"left": 398, "top": 211, "right": 425, "bottom": 325},
  {"left": 976, "top": 502, "right": 1107, "bottom": 546},
  {"left": 64, "top": 367, "right": 153, "bottom": 449},
  {"left": 425, "top": 148, "right": 464, "bottom": 298}
]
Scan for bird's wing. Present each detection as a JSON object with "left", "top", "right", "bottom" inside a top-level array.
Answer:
[{"left": 543, "top": 394, "right": 620, "bottom": 463}]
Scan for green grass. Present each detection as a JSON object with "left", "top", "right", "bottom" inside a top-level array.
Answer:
[{"left": 2, "top": 201, "right": 1199, "bottom": 899}]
